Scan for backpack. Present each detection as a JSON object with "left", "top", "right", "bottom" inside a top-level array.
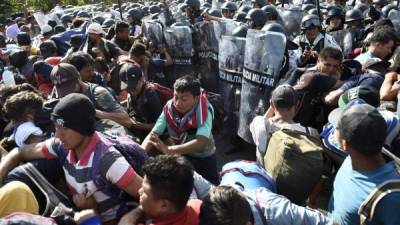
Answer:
[
  {"left": 143, "top": 82, "right": 173, "bottom": 106},
  {"left": 90, "top": 130, "right": 149, "bottom": 199},
  {"left": 205, "top": 91, "right": 224, "bottom": 135},
  {"left": 20, "top": 163, "right": 76, "bottom": 225},
  {"left": 33, "top": 98, "right": 59, "bottom": 136},
  {"left": 219, "top": 160, "right": 276, "bottom": 192},
  {"left": 263, "top": 119, "right": 324, "bottom": 205},
  {"left": 87, "top": 83, "right": 118, "bottom": 110},
  {"left": 358, "top": 149, "right": 400, "bottom": 225}
]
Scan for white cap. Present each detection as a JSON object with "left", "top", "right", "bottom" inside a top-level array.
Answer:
[
  {"left": 87, "top": 23, "right": 105, "bottom": 35},
  {"left": 41, "top": 25, "right": 53, "bottom": 34}
]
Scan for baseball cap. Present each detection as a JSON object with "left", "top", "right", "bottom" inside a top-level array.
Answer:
[
  {"left": 329, "top": 103, "right": 386, "bottom": 153},
  {"left": 271, "top": 85, "right": 298, "bottom": 109},
  {"left": 359, "top": 57, "right": 390, "bottom": 71},
  {"left": 119, "top": 63, "right": 142, "bottom": 91},
  {"left": 51, "top": 93, "right": 96, "bottom": 136},
  {"left": 338, "top": 86, "right": 380, "bottom": 108},
  {"left": 50, "top": 63, "right": 80, "bottom": 98},
  {"left": 87, "top": 23, "right": 105, "bottom": 35},
  {"left": 294, "top": 72, "right": 337, "bottom": 93}
]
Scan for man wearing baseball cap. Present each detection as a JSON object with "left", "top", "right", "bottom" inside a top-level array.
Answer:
[
  {"left": 87, "top": 23, "right": 122, "bottom": 64},
  {"left": 328, "top": 103, "right": 400, "bottom": 225},
  {"left": 0, "top": 93, "right": 143, "bottom": 223},
  {"left": 50, "top": 63, "right": 135, "bottom": 129}
]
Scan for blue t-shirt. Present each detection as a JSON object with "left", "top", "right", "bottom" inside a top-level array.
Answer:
[
  {"left": 328, "top": 157, "right": 400, "bottom": 225},
  {"left": 340, "top": 72, "right": 384, "bottom": 92}
]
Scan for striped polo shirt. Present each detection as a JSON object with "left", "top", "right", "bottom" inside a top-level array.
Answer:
[{"left": 41, "top": 132, "right": 136, "bottom": 222}]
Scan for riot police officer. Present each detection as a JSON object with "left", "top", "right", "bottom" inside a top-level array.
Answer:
[
  {"left": 294, "top": 14, "right": 341, "bottom": 66},
  {"left": 245, "top": 9, "right": 268, "bottom": 30},
  {"left": 325, "top": 6, "right": 345, "bottom": 32},
  {"left": 182, "top": 0, "right": 203, "bottom": 24},
  {"left": 221, "top": 1, "right": 238, "bottom": 19},
  {"left": 127, "top": 8, "right": 144, "bottom": 36}
]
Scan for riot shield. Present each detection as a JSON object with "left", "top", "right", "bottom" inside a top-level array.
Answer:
[
  {"left": 388, "top": 10, "right": 400, "bottom": 38},
  {"left": 164, "top": 25, "right": 194, "bottom": 86},
  {"left": 278, "top": 6, "right": 303, "bottom": 40},
  {"left": 213, "top": 19, "right": 238, "bottom": 42},
  {"left": 330, "top": 29, "right": 347, "bottom": 50},
  {"left": 218, "top": 35, "right": 246, "bottom": 136},
  {"left": 143, "top": 20, "right": 164, "bottom": 47},
  {"left": 237, "top": 30, "right": 286, "bottom": 144},
  {"left": 193, "top": 21, "right": 219, "bottom": 92}
]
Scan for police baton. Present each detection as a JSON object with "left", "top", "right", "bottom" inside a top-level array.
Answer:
[{"left": 118, "top": 0, "right": 123, "bottom": 20}]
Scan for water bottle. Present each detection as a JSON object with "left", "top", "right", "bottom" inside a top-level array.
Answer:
[{"left": 2, "top": 67, "right": 15, "bottom": 86}]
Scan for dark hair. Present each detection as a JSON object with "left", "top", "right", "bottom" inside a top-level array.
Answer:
[
  {"left": 0, "top": 83, "right": 40, "bottom": 105},
  {"left": 2, "top": 91, "right": 44, "bottom": 122},
  {"left": 94, "top": 57, "right": 109, "bottom": 74},
  {"left": 67, "top": 51, "right": 94, "bottom": 72},
  {"left": 173, "top": 75, "right": 201, "bottom": 96},
  {"left": 0, "top": 35, "right": 5, "bottom": 48},
  {"left": 142, "top": 155, "right": 194, "bottom": 211},
  {"left": 72, "top": 18, "right": 84, "bottom": 28},
  {"left": 319, "top": 47, "right": 343, "bottom": 62},
  {"left": 199, "top": 186, "right": 253, "bottom": 225},
  {"left": 370, "top": 26, "right": 397, "bottom": 45},
  {"left": 115, "top": 21, "right": 129, "bottom": 34},
  {"left": 130, "top": 43, "right": 147, "bottom": 57}
]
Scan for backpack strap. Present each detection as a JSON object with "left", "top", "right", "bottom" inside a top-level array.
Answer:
[
  {"left": 358, "top": 179, "right": 400, "bottom": 225},
  {"left": 247, "top": 189, "right": 268, "bottom": 225}
]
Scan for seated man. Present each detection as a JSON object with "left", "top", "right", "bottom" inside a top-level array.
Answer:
[
  {"left": 119, "top": 155, "right": 201, "bottom": 225},
  {"left": 0, "top": 93, "right": 143, "bottom": 224},
  {"left": 141, "top": 76, "right": 219, "bottom": 184},
  {"left": 50, "top": 63, "right": 134, "bottom": 130},
  {"left": 328, "top": 104, "right": 400, "bottom": 225},
  {"left": 119, "top": 62, "right": 164, "bottom": 136}
]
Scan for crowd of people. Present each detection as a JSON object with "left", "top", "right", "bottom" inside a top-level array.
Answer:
[{"left": 0, "top": 0, "right": 400, "bottom": 224}]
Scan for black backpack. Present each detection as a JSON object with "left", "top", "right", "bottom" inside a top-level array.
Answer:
[{"left": 206, "top": 91, "right": 224, "bottom": 135}]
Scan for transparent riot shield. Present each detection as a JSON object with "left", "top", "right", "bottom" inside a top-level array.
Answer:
[{"left": 237, "top": 30, "right": 286, "bottom": 144}]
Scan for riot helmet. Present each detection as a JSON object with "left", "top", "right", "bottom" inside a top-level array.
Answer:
[
  {"left": 233, "top": 12, "right": 247, "bottom": 23},
  {"left": 182, "top": 0, "right": 201, "bottom": 10},
  {"left": 221, "top": 1, "right": 237, "bottom": 18},
  {"left": 251, "top": 0, "right": 268, "bottom": 8},
  {"left": 301, "top": 14, "right": 321, "bottom": 30},
  {"left": 128, "top": 8, "right": 144, "bottom": 21},
  {"left": 354, "top": 3, "right": 369, "bottom": 14},
  {"left": 48, "top": 19, "right": 57, "bottom": 28},
  {"left": 246, "top": 8, "right": 268, "bottom": 29},
  {"left": 208, "top": 8, "right": 223, "bottom": 18},
  {"left": 262, "top": 22, "right": 286, "bottom": 34},
  {"left": 77, "top": 11, "right": 90, "bottom": 18},
  {"left": 221, "top": 1, "right": 238, "bottom": 11},
  {"left": 232, "top": 25, "right": 248, "bottom": 38},
  {"left": 61, "top": 14, "right": 73, "bottom": 25},
  {"left": 149, "top": 5, "right": 162, "bottom": 14},
  {"left": 102, "top": 19, "right": 116, "bottom": 29},
  {"left": 261, "top": 5, "right": 279, "bottom": 21},
  {"left": 345, "top": 9, "right": 364, "bottom": 23},
  {"left": 238, "top": 5, "right": 252, "bottom": 13},
  {"left": 142, "top": 6, "right": 149, "bottom": 15},
  {"left": 93, "top": 16, "right": 106, "bottom": 25}
]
